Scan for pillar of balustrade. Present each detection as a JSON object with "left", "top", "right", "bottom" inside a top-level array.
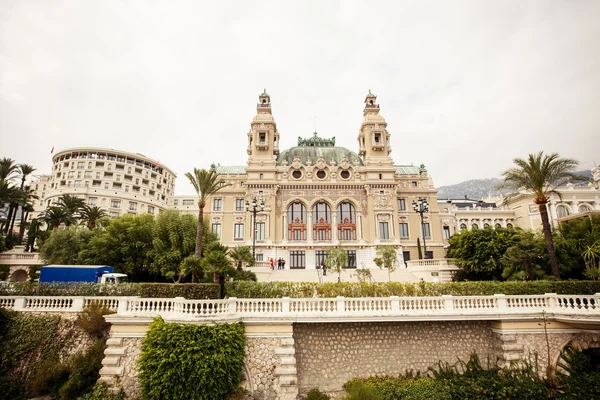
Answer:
[
  {"left": 72, "top": 297, "right": 84, "bottom": 312},
  {"left": 117, "top": 297, "right": 130, "bottom": 314},
  {"left": 13, "top": 297, "right": 25, "bottom": 311},
  {"left": 545, "top": 293, "right": 558, "bottom": 309},
  {"left": 442, "top": 295, "right": 454, "bottom": 311},
  {"left": 282, "top": 297, "right": 291, "bottom": 313},
  {"left": 336, "top": 296, "right": 345, "bottom": 315},
  {"left": 494, "top": 294, "right": 507, "bottom": 310},
  {"left": 390, "top": 296, "right": 400, "bottom": 312}
]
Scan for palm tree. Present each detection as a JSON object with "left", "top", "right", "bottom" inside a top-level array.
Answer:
[
  {"left": 0, "top": 158, "right": 18, "bottom": 181},
  {"left": 229, "top": 246, "right": 256, "bottom": 271},
  {"left": 41, "top": 206, "right": 74, "bottom": 229},
  {"left": 80, "top": 205, "right": 108, "bottom": 229},
  {"left": 200, "top": 242, "right": 235, "bottom": 298},
  {"left": 499, "top": 152, "right": 585, "bottom": 279},
  {"left": 57, "top": 194, "right": 85, "bottom": 224},
  {"left": 0, "top": 158, "right": 19, "bottom": 233},
  {"left": 185, "top": 168, "right": 228, "bottom": 260},
  {"left": 8, "top": 164, "right": 36, "bottom": 233}
]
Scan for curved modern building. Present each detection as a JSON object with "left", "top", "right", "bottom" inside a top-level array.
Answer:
[{"left": 44, "top": 147, "right": 176, "bottom": 217}]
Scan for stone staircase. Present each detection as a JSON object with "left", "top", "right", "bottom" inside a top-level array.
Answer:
[
  {"left": 495, "top": 333, "right": 524, "bottom": 367},
  {"left": 99, "top": 337, "right": 127, "bottom": 390},
  {"left": 254, "top": 267, "right": 421, "bottom": 283},
  {"left": 273, "top": 336, "right": 299, "bottom": 399}
]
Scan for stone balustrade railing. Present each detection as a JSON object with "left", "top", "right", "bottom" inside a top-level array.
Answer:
[
  {"left": 2, "top": 294, "right": 600, "bottom": 323},
  {"left": 0, "top": 252, "right": 44, "bottom": 265}
]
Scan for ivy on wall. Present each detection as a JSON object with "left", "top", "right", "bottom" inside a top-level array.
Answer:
[{"left": 138, "top": 317, "right": 246, "bottom": 400}]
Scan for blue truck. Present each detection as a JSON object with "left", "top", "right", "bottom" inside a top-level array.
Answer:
[{"left": 39, "top": 265, "right": 127, "bottom": 284}]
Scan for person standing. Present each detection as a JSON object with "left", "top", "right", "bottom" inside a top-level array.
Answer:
[
  {"left": 322, "top": 261, "right": 327, "bottom": 276},
  {"left": 270, "top": 258, "right": 274, "bottom": 270}
]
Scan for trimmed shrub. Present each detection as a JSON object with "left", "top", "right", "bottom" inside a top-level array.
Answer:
[
  {"left": 0, "top": 281, "right": 220, "bottom": 299},
  {"left": 138, "top": 317, "right": 246, "bottom": 400},
  {"left": 225, "top": 280, "right": 600, "bottom": 298}
]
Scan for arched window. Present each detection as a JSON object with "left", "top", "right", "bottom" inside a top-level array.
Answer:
[
  {"left": 312, "top": 202, "right": 332, "bottom": 240},
  {"left": 579, "top": 204, "right": 592, "bottom": 213},
  {"left": 506, "top": 223, "right": 513, "bottom": 229},
  {"left": 557, "top": 205, "right": 570, "bottom": 218},
  {"left": 472, "top": 223, "right": 479, "bottom": 230},
  {"left": 483, "top": 223, "right": 490, "bottom": 229},
  {"left": 288, "top": 202, "right": 306, "bottom": 240},
  {"left": 460, "top": 223, "right": 467, "bottom": 230},
  {"left": 495, "top": 223, "right": 501, "bottom": 229},
  {"left": 337, "top": 202, "right": 356, "bottom": 240}
]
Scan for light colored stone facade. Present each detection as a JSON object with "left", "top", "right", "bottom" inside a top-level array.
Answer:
[
  {"left": 30, "top": 147, "right": 176, "bottom": 224},
  {"left": 293, "top": 321, "right": 496, "bottom": 394},
  {"left": 118, "top": 338, "right": 143, "bottom": 399}
]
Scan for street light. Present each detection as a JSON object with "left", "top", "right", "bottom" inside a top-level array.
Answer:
[
  {"left": 246, "top": 197, "right": 265, "bottom": 260},
  {"left": 412, "top": 198, "right": 430, "bottom": 259}
]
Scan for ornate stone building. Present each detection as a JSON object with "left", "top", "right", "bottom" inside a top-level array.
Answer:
[{"left": 173, "top": 90, "right": 445, "bottom": 269}]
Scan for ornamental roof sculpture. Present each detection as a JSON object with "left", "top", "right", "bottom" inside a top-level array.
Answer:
[{"left": 297, "top": 131, "right": 336, "bottom": 147}]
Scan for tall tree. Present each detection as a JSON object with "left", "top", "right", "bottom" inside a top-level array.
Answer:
[
  {"left": 0, "top": 158, "right": 19, "bottom": 233},
  {"left": 499, "top": 152, "right": 585, "bottom": 279},
  {"left": 41, "top": 206, "right": 74, "bottom": 229},
  {"left": 200, "top": 242, "right": 235, "bottom": 297},
  {"left": 185, "top": 167, "right": 227, "bottom": 260},
  {"left": 8, "top": 164, "right": 36, "bottom": 233},
  {"left": 325, "top": 245, "right": 348, "bottom": 283},
  {"left": 79, "top": 214, "right": 155, "bottom": 281},
  {"left": 149, "top": 210, "right": 198, "bottom": 282},
  {"left": 375, "top": 245, "right": 399, "bottom": 282},
  {"left": 57, "top": 194, "right": 85, "bottom": 224},
  {"left": 229, "top": 246, "right": 255, "bottom": 272},
  {"left": 447, "top": 227, "right": 520, "bottom": 280},
  {"left": 80, "top": 205, "right": 108, "bottom": 229}
]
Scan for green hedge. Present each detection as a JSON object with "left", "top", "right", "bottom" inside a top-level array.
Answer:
[
  {"left": 225, "top": 280, "right": 600, "bottom": 298},
  {"left": 0, "top": 282, "right": 220, "bottom": 299},
  {"left": 138, "top": 317, "right": 245, "bottom": 400}
]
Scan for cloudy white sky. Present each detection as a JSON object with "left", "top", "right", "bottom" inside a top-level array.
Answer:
[{"left": 1, "top": 0, "right": 598, "bottom": 195}]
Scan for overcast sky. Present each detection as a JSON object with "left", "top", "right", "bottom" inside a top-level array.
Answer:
[{"left": 1, "top": 0, "right": 598, "bottom": 195}]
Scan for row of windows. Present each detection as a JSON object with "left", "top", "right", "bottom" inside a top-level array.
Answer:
[
  {"left": 459, "top": 223, "right": 513, "bottom": 230},
  {"left": 55, "top": 152, "right": 169, "bottom": 177},
  {"left": 286, "top": 250, "right": 357, "bottom": 269},
  {"left": 379, "top": 222, "right": 431, "bottom": 240},
  {"left": 211, "top": 222, "right": 266, "bottom": 241}
]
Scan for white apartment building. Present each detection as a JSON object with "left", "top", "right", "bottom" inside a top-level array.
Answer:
[{"left": 30, "top": 147, "right": 176, "bottom": 219}]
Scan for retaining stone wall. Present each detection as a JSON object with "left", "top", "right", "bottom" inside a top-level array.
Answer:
[{"left": 293, "top": 321, "right": 496, "bottom": 393}]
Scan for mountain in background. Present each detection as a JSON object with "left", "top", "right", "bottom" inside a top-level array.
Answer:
[{"left": 437, "top": 170, "right": 593, "bottom": 201}]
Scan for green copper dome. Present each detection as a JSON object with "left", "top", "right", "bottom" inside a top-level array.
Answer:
[{"left": 276, "top": 132, "right": 363, "bottom": 166}]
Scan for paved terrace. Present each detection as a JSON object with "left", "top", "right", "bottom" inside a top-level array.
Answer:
[{"left": 2, "top": 293, "right": 600, "bottom": 324}]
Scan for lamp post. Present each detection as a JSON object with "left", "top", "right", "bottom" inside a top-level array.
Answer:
[
  {"left": 246, "top": 197, "right": 265, "bottom": 260},
  {"left": 412, "top": 198, "right": 430, "bottom": 259}
]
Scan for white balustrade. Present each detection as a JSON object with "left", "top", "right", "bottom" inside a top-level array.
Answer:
[{"left": 1, "top": 294, "right": 600, "bottom": 323}]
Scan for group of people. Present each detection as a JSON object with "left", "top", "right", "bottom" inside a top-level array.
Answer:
[{"left": 270, "top": 258, "right": 286, "bottom": 270}]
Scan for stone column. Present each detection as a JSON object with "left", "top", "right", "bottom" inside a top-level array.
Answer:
[
  {"left": 357, "top": 212, "right": 363, "bottom": 241},
  {"left": 307, "top": 211, "right": 313, "bottom": 243},
  {"left": 332, "top": 213, "right": 337, "bottom": 242}
]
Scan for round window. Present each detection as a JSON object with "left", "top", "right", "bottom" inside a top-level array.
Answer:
[
  {"left": 292, "top": 170, "right": 302, "bottom": 179},
  {"left": 340, "top": 170, "right": 350, "bottom": 179},
  {"left": 316, "top": 170, "right": 326, "bottom": 179}
]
